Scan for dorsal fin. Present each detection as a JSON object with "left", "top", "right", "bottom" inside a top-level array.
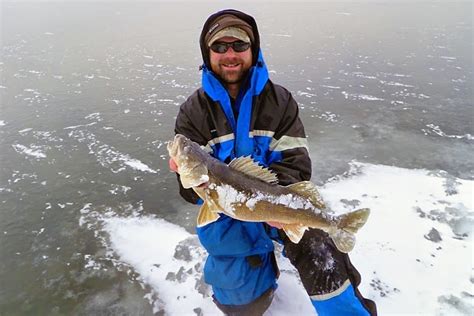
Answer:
[
  {"left": 229, "top": 156, "right": 278, "bottom": 184},
  {"left": 286, "top": 181, "right": 326, "bottom": 209}
]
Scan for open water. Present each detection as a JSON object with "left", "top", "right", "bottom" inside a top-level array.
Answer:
[{"left": 0, "top": 1, "right": 472, "bottom": 315}]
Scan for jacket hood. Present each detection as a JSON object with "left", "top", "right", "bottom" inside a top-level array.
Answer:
[{"left": 200, "top": 9, "right": 261, "bottom": 69}]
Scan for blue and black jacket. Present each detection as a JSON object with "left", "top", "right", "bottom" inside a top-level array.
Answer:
[
  {"left": 174, "top": 10, "right": 311, "bottom": 307},
  {"left": 174, "top": 59, "right": 311, "bottom": 305}
]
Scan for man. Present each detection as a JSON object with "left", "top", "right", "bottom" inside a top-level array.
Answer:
[{"left": 170, "top": 9, "right": 377, "bottom": 316}]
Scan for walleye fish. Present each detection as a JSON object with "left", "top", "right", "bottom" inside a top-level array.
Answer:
[{"left": 167, "top": 134, "right": 370, "bottom": 253}]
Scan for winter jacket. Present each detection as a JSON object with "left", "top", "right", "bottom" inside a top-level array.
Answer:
[{"left": 173, "top": 9, "right": 311, "bottom": 306}]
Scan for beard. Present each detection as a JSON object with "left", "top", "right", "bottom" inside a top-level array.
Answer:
[
  {"left": 217, "top": 66, "right": 249, "bottom": 84},
  {"left": 211, "top": 56, "right": 252, "bottom": 85}
]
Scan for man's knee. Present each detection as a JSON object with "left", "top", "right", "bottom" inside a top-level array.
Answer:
[
  {"left": 212, "top": 287, "right": 275, "bottom": 316},
  {"left": 282, "top": 228, "right": 377, "bottom": 315},
  {"left": 283, "top": 228, "right": 354, "bottom": 294}
]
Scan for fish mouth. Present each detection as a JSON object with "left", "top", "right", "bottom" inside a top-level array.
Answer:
[
  {"left": 166, "top": 140, "right": 176, "bottom": 156},
  {"left": 167, "top": 134, "right": 186, "bottom": 158}
]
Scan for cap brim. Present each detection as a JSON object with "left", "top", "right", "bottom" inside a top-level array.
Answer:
[{"left": 208, "top": 27, "right": 251, "bottom": 47}]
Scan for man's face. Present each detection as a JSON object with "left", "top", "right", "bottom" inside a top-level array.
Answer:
[{"left": 209, "top": 36, "right": 252, "bottom": 85}]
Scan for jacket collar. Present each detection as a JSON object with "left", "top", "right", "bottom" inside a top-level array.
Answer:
[{"left": 202, "top": 50, "right": 269, "bottom": 157}]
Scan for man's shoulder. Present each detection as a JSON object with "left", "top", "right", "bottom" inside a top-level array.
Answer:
[
  {"left": 267, "top": 81, "right": 290, "bottom": 93},
  {"left": 181, "top": 88, "right": 206, "bottom": 107},
  {"left": 263, "top": 81, "right": 293, "bottom": 102},
  {"left": 257, "top": 81, "right": 296, "bottom": 111},
  {"left": 178, "top": 88, "right": 211, "bottom": 115}
]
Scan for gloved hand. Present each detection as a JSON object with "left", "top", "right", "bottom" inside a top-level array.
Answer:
[{"left": 169, "top": 158, "right": 178, "bottom": 172}]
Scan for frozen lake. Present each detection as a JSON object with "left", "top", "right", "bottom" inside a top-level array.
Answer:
[{"left": 0, "top": 1, "right": 472, "bottom": 315}]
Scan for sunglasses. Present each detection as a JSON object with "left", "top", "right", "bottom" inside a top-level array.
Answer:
[{"left": 210, "top": 41, "right": 251, "bottom": 54}]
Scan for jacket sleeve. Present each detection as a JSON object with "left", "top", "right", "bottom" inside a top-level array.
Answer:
[
  {"left": 269, "top": 89, "right": 312, "bottom": 186},
  {"left": 174, "top": 95, "right": 208, "bottom": 204}
]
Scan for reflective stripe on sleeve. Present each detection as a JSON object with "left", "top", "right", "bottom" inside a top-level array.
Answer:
[
  {"left": 270, "top": 135, "right": 309, "bottom": 152},
  {"left": 207, "top": 133, "right": 234, "bottom": 147},
  {"left": 310, "top": 279, "right": 351, "bottom": 301},
  {"left": 249, "top": 130, "right": 275, "bottom": 138}
]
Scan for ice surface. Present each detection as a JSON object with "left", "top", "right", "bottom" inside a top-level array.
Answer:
[
  {"left": 67, "top": 120, "right": 157, "bottom": 174},
  {"left": 93, "top": 162, "right": 472, "bottom": 315}
]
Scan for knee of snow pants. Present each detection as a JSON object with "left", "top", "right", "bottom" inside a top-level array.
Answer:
[
  {"left": 282, "top": 228, "right": 377, "bottom": 316},
  {"left": 311, "top": 282, "right": 370, "bottom": 316}
]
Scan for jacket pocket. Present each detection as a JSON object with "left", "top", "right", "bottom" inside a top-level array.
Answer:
[
  {"left": 204, "top": 256, "right": 252, "bottom": 289},
  {"left": 197, "top": 216, "right": 254, "bottom": 256}
]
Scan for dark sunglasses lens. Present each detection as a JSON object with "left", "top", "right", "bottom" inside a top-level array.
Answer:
[
  {"left": 233, "top": 42, "right": 250, "bottom": 52},
  {"left": 210, "top": 42, "right": 251, "bottom": 54},
  {"left": 210, "top": 43, "right": 228, "bottom": 54}
]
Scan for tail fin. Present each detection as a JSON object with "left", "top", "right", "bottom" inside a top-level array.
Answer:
[
  {"left": 331, "top": 230, "right": 356, "bottom": 253},
  {"left": 337, "top": 208, "right": 370, "bottom": 234},
  {"left": 331, "top": 208, "right": 370, "bottom": 253}
]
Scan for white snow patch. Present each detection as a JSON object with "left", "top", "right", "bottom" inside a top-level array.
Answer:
[
  {"left": 103, "top": 215, "right": 316, "bottom": 315},
  {"left": 379, "top": 80, "right": 414, "bottom": 88},
  {"left": 321, "top": 162, "right": 473, "bottom": 315},
  {"left": 342, "top": 91, "right": 384, "bottom": 101},
  {"left": 440, "top": 56, "right": 456, "bottom": 60},
  {"left": 352, "top": 72, "right": 377, "bottom": 80},
  {"left": 320, "top": 85, "right": 341, "bottom": 89},
  {"left": 12, "top": 144, "right": 46, "bottom": 159},
  {"left": 215, "top": 184, "right": 247, "bottom": 216},
  {"left": 215, "top": 184, "right": 318, "bottom": 216},
  {"left": 18, "top": 128, "right": 33, "bottom": 134},
  {"left": 124, "top": 159, "right": 157, "bottom": 173},
  {"left": 63, "top": 122, "right": 97, "bottom": 130},
  {"left": 422, "top": 124, "right": 474, "bottom": 140},
  {"left": 83, "top": 162, "right": 471, "bottom": 315},
  {"left": 109, "top": 185, "right": 131, "bottom": 195}
]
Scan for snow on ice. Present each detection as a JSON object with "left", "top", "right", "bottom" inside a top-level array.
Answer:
[
  {"left": 12, "top": 144, "right": 47, "bottom": 159},
  {"left": 85, "top": 162, "right": 472, "bottom": 315}
]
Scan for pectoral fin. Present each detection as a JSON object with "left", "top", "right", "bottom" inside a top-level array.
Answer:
[
  {"left": 192, "top": 186, "right": 206, "bottom": 201},
  {"left": 282, "top": 224, "right": 308, "bottom": 244},
  {"left": 197, "top": 202, "right": 220, "bottom": 227}
]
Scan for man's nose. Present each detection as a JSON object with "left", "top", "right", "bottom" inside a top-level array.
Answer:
[{"left": 223, "top": 47, "right": 239, "bottom": 56}]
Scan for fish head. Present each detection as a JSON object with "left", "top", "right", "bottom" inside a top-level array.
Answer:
[{"left": 167, "top": 134, "right": 209, "bottom": 189}]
